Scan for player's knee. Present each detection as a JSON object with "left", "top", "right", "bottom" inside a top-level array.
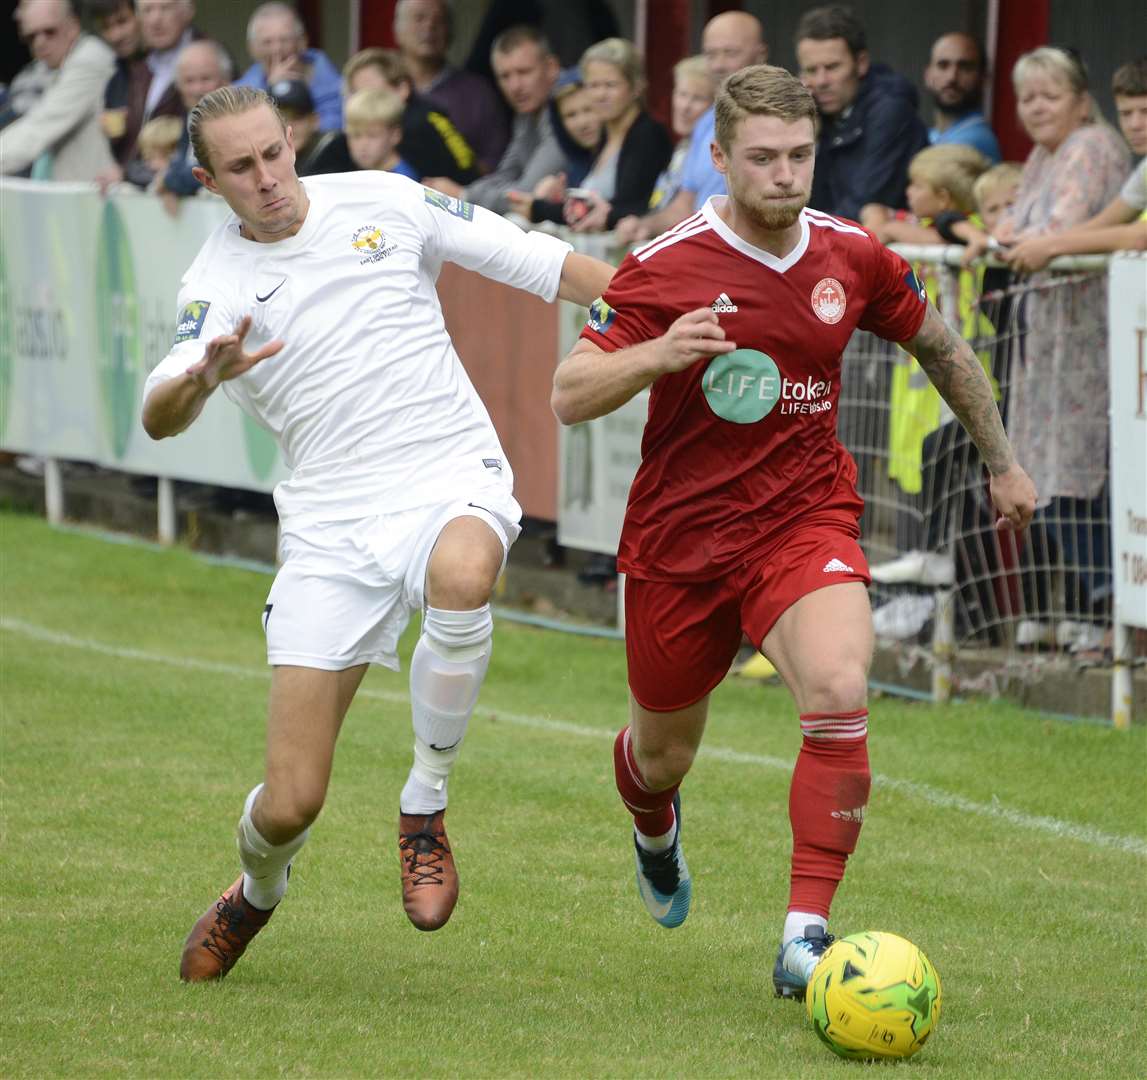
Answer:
[
  {"left": 261, "top": 781, "right": 327, "bottom": 836},
  {"left": 634, "top": 740, "right": 696, "bottom": 791},
  {"left": 805, "top": 663, "right": 868, "bottom": 715},
  {"left": 426, "top": 550, "right": 500, "bottom": 610}
]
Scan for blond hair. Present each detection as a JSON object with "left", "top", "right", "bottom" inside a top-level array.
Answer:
[
  {"left": 137, "top": 115, "right": 183, "bottom": 160},
  {"left": 715, "top": 64, "right": 818, "bottom": 151},
  {"left": 188, "top": 85, "right": 286, "bottom": 173},
  {"left": 580, "top": 37, "right": 644, "bottom": 91},
  {"left": 972, "top": 161, "right": 1023, "bottom": 210},
  {"left": 908, "top": 144, "right": 990, "bottom": 213},
  {"left": 345, "top": 88, "right": 404, "bottom": 133},
  {"left": 673, "top": 55, "right": 712, "bottom": 90},
  {"left": 1012, "top": 46, "right": 1106, "bottom": 125}
]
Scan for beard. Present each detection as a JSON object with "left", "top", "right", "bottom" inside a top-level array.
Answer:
[
  {"left": 929, "top": 86, "right": 982, "bottom": 116},
  {"left": 741, "top": 192, "right": 808, "bottom": 231}
]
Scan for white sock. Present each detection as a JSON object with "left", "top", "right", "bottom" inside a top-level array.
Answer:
[
  {"left": 400, "top": 605, "right": 493, "bottom": 815},
  {"left": 236, "top": 784, "right": 309, "bottom": 911},
  {"left": 783, "top": 910, "right": 828, "bottom": 947},
  {"left": 635, "top": 817, "right": 678, "bottom": 852}
]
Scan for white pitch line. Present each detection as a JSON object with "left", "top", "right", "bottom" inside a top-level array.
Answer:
[{"left": 4, "top": 616, "right": 1145, "bottom": 859}]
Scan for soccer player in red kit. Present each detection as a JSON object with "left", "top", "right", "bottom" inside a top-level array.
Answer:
[{"left": 552, "top": 65, "right": 1037, "bottom": 1000}]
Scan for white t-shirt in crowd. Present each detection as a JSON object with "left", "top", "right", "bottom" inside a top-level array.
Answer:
[
  {"left": 144, "top": 172, "right": 572, "bottom": 529},
  {"left": 1120, "top": 156, "right": 1146, "bottom": 213}
]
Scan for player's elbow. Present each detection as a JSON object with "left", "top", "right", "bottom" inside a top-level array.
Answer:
[
  {"left": 141, "top": 398, "right": 179, "bottom": 440},
  {"left": 551, "top": 383, "right": 579, "bottom": 427},
  {"left": 141, "top": 407, "right": 165, "bottom": 440},
  {"left": 551, "top": 370, "right": 591, "bottom": 427}
]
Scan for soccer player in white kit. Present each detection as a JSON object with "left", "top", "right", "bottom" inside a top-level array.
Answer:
[{"left": 141, "top": 87, "right": 614, "bottom": 982}]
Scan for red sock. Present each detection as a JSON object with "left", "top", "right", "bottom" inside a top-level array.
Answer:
[
  {"left": 788, "top": 711, "right": 871, "bottom": 918},
  {"left": 612, "top": 726, "right": 677, "bottom": 836}
]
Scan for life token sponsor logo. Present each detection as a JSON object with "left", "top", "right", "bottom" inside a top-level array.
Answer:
[
  {"left": 352, "top": 225, "right": 397, "bottom": 263},
  {"left": 711, "top": 292, "right": 738, "bottom": 313},
  {"left": 702, "top": 349, "right": 832, "bottom": 423},
  {"left": 903, "top": 266, "right": 927, "bottom": 302},
  {"left": 823, "top": 558, "right": 854, "bottom": 573},
  {"left": 423, "top": 186, "right": 475, "bottom": 220},
  {"left": 173, "top": 300, "right": 210, "bottom": 343},
  {"left": 587, "top": 296, "right": 616, "bottom": 334},
  {"left": 811, "top": 277, "right": 846, "bottom": 324}
]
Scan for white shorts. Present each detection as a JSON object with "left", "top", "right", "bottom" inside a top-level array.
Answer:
[{"left": 262, "top": 487, "right": 521, "bottom": 671}]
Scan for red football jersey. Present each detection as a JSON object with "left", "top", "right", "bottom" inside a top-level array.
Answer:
[{"left": 579, "top": 201, "right": 929, "bottom": 580}]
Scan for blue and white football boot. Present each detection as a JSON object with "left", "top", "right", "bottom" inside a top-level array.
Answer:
[
  {"left": 773, "top": 924, "right": 834, "bottom": 999},
  {"left": 633, "top": 792, "right": 692, "bottom": 928}
]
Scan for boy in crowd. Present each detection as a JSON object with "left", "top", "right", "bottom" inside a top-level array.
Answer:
[
  {"left": 862, "top": 145, "right": 999, "bottom": 612},
  {"left": 137, "top": 114, "right": 184, "bottom": 183},
  {"left": 971, "top": 163, "right": 1023, "bottom": 236},
  {"left": 345, "top": 88, "right": 419, "bottom": 179},
  {"left": 342, "top": 48, "right": 480, "bottom": 185},
  {"left": 861, "top": 143, "right": 989, "bottom": 245}
]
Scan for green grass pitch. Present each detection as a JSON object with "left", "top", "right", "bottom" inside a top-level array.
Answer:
[{"left": 1, "top": 510, "right": 1144, "bottom": 1078}]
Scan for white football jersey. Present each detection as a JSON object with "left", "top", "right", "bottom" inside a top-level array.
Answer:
[{"left": 144, "top": 172, "right": 572, "bottom": 528}]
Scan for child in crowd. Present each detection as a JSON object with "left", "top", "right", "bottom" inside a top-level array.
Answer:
[
  {"left": 136, "top": 115, "right": 183, "bottom": 185},
  {"left": 972, "top": 162, "right": 1023, "bottom": 234},
  {"left": 552, "top": 71, "right": 604, "bottom": 186},
  {"left": 506, "top": 71, "right": 602, "bottom": 223},
  {"left": 345, "top": 88, "right": 419, "bottom": 179},
  {"left": 861, "top": 143, "right": 989, "bottom": 244},
  {"left": 867, "top": 145, "right": 1000, "bottom": 640}
]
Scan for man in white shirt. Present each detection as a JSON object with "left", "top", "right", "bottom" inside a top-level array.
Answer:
[{"left": 143, "top": 85, "right": 613, "bottom": 982}]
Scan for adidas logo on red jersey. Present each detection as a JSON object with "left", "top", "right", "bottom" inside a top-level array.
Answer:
[
  {"left": 711, "top": 292, "right": 738, "bottom": 313},
  {"left": 823, "top": 558, "right": 854, "bottom": 574}
]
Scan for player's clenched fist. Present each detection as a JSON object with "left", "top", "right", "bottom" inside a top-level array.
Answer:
[
  {"left": 187, "top": 315, "right": 284, "bottom": 390},
  {"left": 653, "top": 307, "right": 737, "bottom": 374}
]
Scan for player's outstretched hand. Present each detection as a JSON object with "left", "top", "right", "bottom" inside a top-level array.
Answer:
[
  {"left": 186, "top": 316, "right": 284, "bottom": 390},
  {"left": 990, "top": 462, "right": 1037, "bottom": 531},
  {"left": 655, "top": 308, "right": 736, "bottom": 374}
]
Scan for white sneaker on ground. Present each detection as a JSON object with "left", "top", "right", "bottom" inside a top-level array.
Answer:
[
  {"left": 871, "top": 594, "right": 935, "bottom": 640},
  {"left": 1015, "top": 619, "right": 1055, "bottom": 648},
  {"left": 1056, "top": 620, "right": 1107, "bottom": 653},
  {"left": 869, "top": 550, "right": 955, "bottom": 586}
]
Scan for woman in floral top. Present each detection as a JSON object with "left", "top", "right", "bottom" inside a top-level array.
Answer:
[{"left": 996, "top": 47, "right": 1130, "bottom": 651}]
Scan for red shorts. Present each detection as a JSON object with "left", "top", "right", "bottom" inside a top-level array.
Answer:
[{"left": 624, "top": 522, "right": 870, "bottom": 712}]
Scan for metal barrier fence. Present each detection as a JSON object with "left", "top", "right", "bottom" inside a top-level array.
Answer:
[{"left": 846, "top": 247, "right": 1144, "bottom": 725}]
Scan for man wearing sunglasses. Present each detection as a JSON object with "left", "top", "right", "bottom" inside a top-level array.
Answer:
[{"left": 2, "top": 0, "right": 116, "bottom": 180}]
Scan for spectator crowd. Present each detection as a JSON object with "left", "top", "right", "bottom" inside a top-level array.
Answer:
[{"left": 2, "top": 0, "right": 1144, "bottom": 654}]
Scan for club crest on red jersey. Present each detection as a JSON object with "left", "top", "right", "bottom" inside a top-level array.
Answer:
[{"left": 811, "top": 277, "right": 846, "bottom": 324}]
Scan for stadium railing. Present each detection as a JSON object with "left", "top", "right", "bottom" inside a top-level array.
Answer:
[
  {"left": 1, "top": 180, "right": 1143, "bottom": 723},
  {"left": 840, "top": 246, "right": 1144, "bottom": 728}
]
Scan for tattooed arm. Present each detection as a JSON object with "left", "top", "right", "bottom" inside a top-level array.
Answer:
[{"left": 900, "top": 303, "right": 1038, "bottom": 530}]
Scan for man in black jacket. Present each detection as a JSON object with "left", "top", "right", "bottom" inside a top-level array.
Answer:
[{"left": 796, "top": 5, "right": 928, "bottom": 222}]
